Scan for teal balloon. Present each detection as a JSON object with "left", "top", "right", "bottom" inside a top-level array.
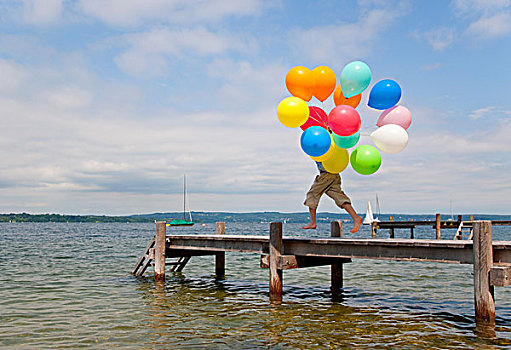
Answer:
[
  {"left": 339, "top": 61, "right": 371, "bottom": 98},
  {"left": 350, "top": 145, "right": 381, "bottom": 175},
  {"left": 332, "top": 131, "right": 360, "bottom": 149}
]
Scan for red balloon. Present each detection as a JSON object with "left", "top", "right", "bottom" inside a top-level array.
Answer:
[
  {"left": 328, "top": 105, "right": 361, "bottom": 136},
  {"left": 300, "top": 106, "right": 328, "bottom": 131}
]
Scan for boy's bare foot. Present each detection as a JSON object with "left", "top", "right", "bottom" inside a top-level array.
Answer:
[
  {"left": 302, "top": 223, "right": 317, "bottom": 229},
  {"left": 350, "top": 217, "right": 363, "bottom": 233}
]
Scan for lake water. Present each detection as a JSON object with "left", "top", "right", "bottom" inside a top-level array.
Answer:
[{"left": 1, "top": 219, "right": 511, "bottom": 349}]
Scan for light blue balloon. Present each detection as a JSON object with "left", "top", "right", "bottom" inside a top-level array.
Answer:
[
  {"left": 368, "top": 79, "right": 402, "bottom": 110},
  {"left": 332, "top": 130, "right": 360, "bottom": 149},
  {"left": 300, "top": 126, "right": 331, "bottom": 157},
  {"left": 339, "top": 61, "right": 371, "bottom": 98}
]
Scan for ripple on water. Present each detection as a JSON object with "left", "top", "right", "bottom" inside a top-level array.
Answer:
[{"left": 1, "top": 222, "right": 511, "bottom": 349}]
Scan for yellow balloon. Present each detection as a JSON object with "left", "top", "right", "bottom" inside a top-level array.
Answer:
[
  {"left": 322, "top": 146, "right": 349, "bottom": 173},
  {"left": 276, "top": 96, "right": 309, "bottom": 128},
  {"left": 310, "top": 134, "right": 334, "bottom": 161}
]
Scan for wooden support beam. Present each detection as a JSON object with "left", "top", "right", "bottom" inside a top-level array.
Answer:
[
  {"left": 155, "top": 221, "right": 166, "bottom": 281},
  {"left": 435, "top": 213, "right": 441, "bottom": 239},
  {"left": 260, "top": 254, "right": 351, "bottom": 270},
  {"left": 473, "top": 221, "right": 495, "bottom": 323},
  {"left": 490, "top": 265, "right": 511, "bottom": 287},
  {"left": 269, "top": 222, "right": 283, "bottom": 303},
  {"left": 215, "top": 222, "right": 226, "bottom": 279},
  {"left": 331, "top": 221, "right": 343, "bottom": 294}
]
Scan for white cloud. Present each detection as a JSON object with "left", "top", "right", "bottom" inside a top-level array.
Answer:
[
  {"left": 114, "top": 27, "right": 245, "bottom": 77},
  {"left": 467, "top": 12, "right": 511, "bottom": 37},
  {"left": 423, "top": 28, "right": 456, "bottom": 50},
  {"left": 452, "top": 0, "right": 510, "bottom": 16},
  {"left": 451, "top": 0, "right": 511, "bottom": 38},
  {"left": 0, "top": 59, "right": 28, "bottom": 92},
  {"left": 21, "top": 0, "right": 64, "bottom": 24},
  {"left": 288, "top": 1, "right": 409, "bottom": 62},
  {"left": 469, "top": 106, "right": 496, "bottom": 119},
  {"left": 420, "top": 63, "right": 442, "bottom": 71},
  {"left": 77, "top": 0, "right": 265, "bottom": 27}
]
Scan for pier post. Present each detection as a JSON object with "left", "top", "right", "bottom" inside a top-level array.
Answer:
[
  {"left": 371, "top": 222, "right": 377, "bottom": 238},
  {"left": 155, "top": 221, "right": 166, "bottom": 281},
  {"left": 473, "top": 221, "right": 495, "bottom": 324},
  {"left": 215, "top": 222, "right": 226, "bottom": 279},
  {"left": 435, "top": 213, "right": 441, "bottom": 239},
  {"left": 331, "top": 221, "right": 343, "bottom": 294},
  {"left": 269, "top": 222, "right": 283, "bottom": 303}
]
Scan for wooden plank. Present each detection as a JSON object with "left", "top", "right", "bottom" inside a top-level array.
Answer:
[
  {"left": 154, "top": 221, "right": 166, "bottom": 281},
  {"left": 269, "top": 222, "right": 283, "bottom": 303},
  {"left": 163, "top": 235, "right": 511, "bottom": 264},
  {"left": 490, "top": 265, "right": 511, "bottom": 287},
  {"left": 215, "top": 222, "right": 226, "bottom": 279},
  {"left": 136, "top": 256, "right": 153, "bottom": 277},
  {"left": 473, "top": 221, "right": 495, "bottom": 323}
]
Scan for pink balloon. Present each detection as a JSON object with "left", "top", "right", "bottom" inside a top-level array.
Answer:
[
  {"left": 376, "top": 105, "right": 412, "bottom": 130},
  {"left": 328, "top": 105, "right": 361, "bottom": 136},
  {"left": 300, "top": 106, "right": 328, "bottom": 131}
]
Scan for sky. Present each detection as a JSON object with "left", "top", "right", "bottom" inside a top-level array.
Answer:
[{"left": 0, "top": 0, "right": 510, "bottom": 215}]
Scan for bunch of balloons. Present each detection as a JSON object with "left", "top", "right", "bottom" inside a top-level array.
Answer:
[{"left": 276, "top": 62, "right": 412, "bottom": 175}]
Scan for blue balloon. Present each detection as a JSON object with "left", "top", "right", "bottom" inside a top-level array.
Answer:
[
  {"left": 332, "top": 130, "right": 360, "bottom": 149},
  {"left": 300, "top": 126, "right": 331, "bottom": 157},
  {"left": 368, "top": 79, "right": 401, "bottom": 110}
]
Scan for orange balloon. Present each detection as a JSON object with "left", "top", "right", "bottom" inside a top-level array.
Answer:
[
  {"left": 333, "top": 84, "right": 361, "bottom": 108},
  {"left": 285, "top": 66, "right": 315, "bottom": 101},
  {"left": 312, "top": 66, "right": 336, "bottom": 102}
]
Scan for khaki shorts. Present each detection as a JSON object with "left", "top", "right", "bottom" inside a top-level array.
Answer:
[{"left": 304, "top": 172, "right": 351, "bottom": 210}]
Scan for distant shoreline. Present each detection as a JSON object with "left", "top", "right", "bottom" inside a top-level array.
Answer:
[{"left": 1, "top": 212, "right": 509, "bottom": 223}]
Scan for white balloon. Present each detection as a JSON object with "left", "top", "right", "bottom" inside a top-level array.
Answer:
[{"left": 370, "top": 124, "right": 408, "bottom": 153}]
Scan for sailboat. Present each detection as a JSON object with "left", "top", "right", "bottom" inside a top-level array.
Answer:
[
  {"left": 363, "top": 194, "right": 380, "bottom": 225},
  {"left": 363, "top": 201, "right": 374, "bottom": 225},
  {"left": 167, "top": 175, "right": 194, "bottom": 227}
]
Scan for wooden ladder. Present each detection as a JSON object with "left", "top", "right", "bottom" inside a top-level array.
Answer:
[
  {"left": 454, "top": 221, "right": 473, "bottom": 240},
  {"left": 131, "top": 236, "right": 192, "bottom": 276},
  {"left": 131, "top": 236, "right": 155, "bottom": 276}
]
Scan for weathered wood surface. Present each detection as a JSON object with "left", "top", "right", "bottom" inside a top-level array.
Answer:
[
  {"left": 260, "top": 254, "right": 351, "bottom": 270},
  {"left": 473, "top": 221, "right": 495, "bottom": 322},
  {"left": 269, "top": 222, "right": 283, "bottom": 302},
  {"left": 165, "top": 234, "right": 511, "bottom": 264},
  {"left": 490, "top": 264, "right": 511, "bottom": 287},
  {"left": 154, "top": 221, "right": 166, "bottom": 281}
]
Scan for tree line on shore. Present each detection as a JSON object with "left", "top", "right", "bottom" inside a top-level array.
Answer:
[{"left": 0, "top": 211, "right": 351, "bottom": 223}]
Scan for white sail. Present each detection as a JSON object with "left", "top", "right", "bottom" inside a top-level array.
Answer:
[{"left": 363, "top": 201, "right": 374, "bottom": 225}]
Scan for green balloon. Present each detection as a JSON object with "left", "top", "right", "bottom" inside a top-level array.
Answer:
[{"left": 350, "top": 145, "right": 381, "bottom": 175}]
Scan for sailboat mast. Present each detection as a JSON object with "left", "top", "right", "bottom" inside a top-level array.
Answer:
[{"left": 183, "top": 174, "right": 186, "bottom": 220}]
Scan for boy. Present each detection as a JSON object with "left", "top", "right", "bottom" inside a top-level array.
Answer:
[{"left": 302, "top": 162, "right": 362, "bottom": 233}]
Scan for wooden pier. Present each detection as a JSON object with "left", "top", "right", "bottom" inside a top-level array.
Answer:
[
  {"left": 132, "top": 220, "right": 511, "bottom": 326},
  {"left": 370, "top": 213, "right": 511, "bottom": 240}
]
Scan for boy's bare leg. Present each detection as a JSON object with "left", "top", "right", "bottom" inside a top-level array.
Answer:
[
  {"left": 341, "top": 203, "right": 363, "bottom": 233},
  {"left": 302, "top": 207, "right": 317, "bottom": 229}
]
